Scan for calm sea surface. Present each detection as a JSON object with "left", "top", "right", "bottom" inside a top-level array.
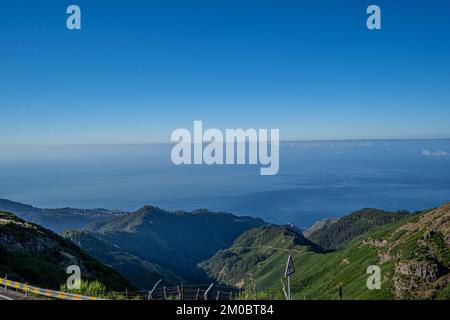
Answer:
[{"left": 1, "top": 139, "right": 450, "bottom": 228}]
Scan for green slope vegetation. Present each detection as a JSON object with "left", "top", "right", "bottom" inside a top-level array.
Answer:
[
  {"left": 201, "top": 204, "right": 450, "bottom": 300},
  {"left": 199, "top": 225, "right": 322, "bottom": 288},
  {"left": 307, "top": 208, "right": 410, "bottom": 250},
  {"left": 64, "top": 206, "right": 266, "bottom": 285},
  {"left": 0, "top": 211, "right": 134, "bottom": 292},
  {"left": 63, "top": 230, "right": 182, "bottom": 289}
]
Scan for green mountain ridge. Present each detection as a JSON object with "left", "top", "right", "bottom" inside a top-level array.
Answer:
[
  {"left": 63, "top": 230, "right": 182, "bottom": 289},
  {"left": 0, "top": 199, "right": 126, "bottom": 233},
  {"left": 303, "top": 217, "right": 339, "bottom": 238},
  {"left": 63, "top": 205, "right": 266, "bottom": 286},
  {"left": 0, "top": 211, "right": 134, "bottom": 292},
  {"left": 199, "top": 225, "right": 322, "bottom": 287},
  {"left": 200, "top": 204, "right": 450, "bottom": 300},
  {"left": 306, "top": 208, "right": 410, "bottom": 250},
  {"left": 2, "top": 198, "right": 449, "bottom": 300}
]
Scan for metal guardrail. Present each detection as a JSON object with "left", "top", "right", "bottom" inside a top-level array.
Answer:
[{"left": 0, "top": 278, "right": 104, "bottom": 300}]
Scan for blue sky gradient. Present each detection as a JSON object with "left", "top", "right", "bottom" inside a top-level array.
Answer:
[{"left": 1, "top": 0, "right": 450, "bottom": 144}]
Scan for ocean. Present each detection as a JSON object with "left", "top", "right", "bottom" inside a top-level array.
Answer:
[{"left": 1, "top": 139, "right": 450, "bottom": 228}]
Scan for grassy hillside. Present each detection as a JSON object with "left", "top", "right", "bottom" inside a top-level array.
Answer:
[
  {"left": 199, "top": 225, "right": 322, "bottom": 288},
  {"left": 0, "top": 211, "right": 134, "bottom": 292},
  {"left": 201, "top": 204, "right": 450, "bottom": 300},
  {"left": 307, "top": 208, "right": 410, "bottom": 250},
  {"left": 64, "top": 206, "right": 266, "bottom": 284}
]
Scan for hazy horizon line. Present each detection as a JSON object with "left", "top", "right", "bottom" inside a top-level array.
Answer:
[{"left": 1, "top": 137, "right": 450, "bottom": 148}]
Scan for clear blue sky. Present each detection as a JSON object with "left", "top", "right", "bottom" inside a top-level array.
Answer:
[{"left": 1, "top": 0, "right": 449, "bottom": 145}]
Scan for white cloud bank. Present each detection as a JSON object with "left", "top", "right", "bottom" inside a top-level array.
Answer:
[{"left": 421, "top": 150, "right": 449, "bottom": 157}]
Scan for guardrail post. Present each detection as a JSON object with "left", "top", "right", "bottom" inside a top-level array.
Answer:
[
  {"left": 181, "top": 281, "right": 184, "bottom": 300},
  {"left": 204, "top": 283, "right": 213, "bottom": 300},
  {"left": 195, "top": 288, "right": 200, "bottom": 300},
  {"left": 176, "top": 285, "right": 181, "bottom": 300},
  {"left": 148, "top": 279, "right": 162, "bottom": 300}
]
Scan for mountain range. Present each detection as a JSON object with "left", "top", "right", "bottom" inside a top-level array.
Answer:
[
  {"left": 0, "top": 199, "right": 126, "bottom": 232},
  {"left": 200, "top": 205, "right": 450, "bottom": 299},
  {"left": 63, "top": 206, "right": 265, "bottom": 287},
  {"left": 0, "top": 198, "right": 448, "bottom": 299}
]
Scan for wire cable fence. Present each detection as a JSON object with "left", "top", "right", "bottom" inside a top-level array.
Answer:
[{"left": 96, "top": 283, "right": 242, "bottom": 300}]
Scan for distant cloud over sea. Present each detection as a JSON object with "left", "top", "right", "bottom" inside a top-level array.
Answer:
[{"left": 421, "top": 150, "right": 449, "bottom": 157}]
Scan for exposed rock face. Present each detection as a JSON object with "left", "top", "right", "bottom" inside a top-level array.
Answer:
[
  {"left": 362, "top": 239, "right": 388, "bottom": 248},
  {"left": 394, "top": 260, "right": 449, "bottom": 299},
  {"left": 355, "top": 203, "right": 450, "bottom": 299},
  {"left": 378, "top": 252, "right": 392, "bottom": 263},
  {"left": 399, "top": 203, "right": 450, "bottom": 239},
  {"left": 377, "top": 203, "right": 450, "bottom": 299},
  {"left": 303, "top": 217, "right": 339, "bottom": 238},
  {"left": 396, "top": 261, "right": 438, "bottom": 281}
]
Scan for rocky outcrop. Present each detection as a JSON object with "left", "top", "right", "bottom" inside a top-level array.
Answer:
[
  {"left": 394, "top": 260, "right": 448, "bottom": 299},
  {"left": 387, "top": 204, "right": 450, "bottom": 299},
  {"left": 362, "top": 239, "right": 388, "bottom": 248},
  {"left": 303, "top": 217, "right": 338, "bottom": 238}
]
